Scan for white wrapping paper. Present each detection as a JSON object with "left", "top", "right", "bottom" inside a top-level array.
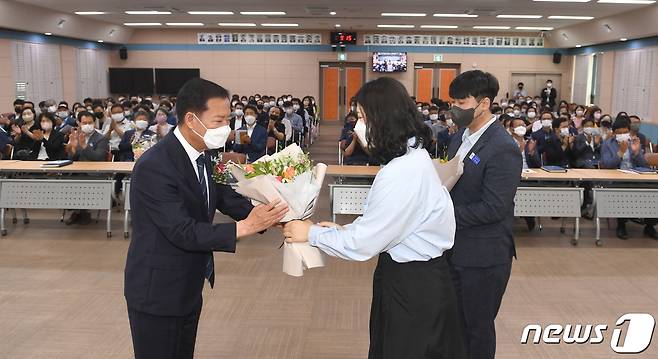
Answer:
[
  {"left": 433, "top": 155, "right": 463, "bottom": 191},
  {"left": 229, "top": 144, "right": 328, "bottom": 276}
]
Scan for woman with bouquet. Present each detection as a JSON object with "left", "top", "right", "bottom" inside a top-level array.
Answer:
[{"left": 283, "top": 77, "right": 465, "bottom": 359}]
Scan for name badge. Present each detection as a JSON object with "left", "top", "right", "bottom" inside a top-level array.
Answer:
[{"left": 469, "top": 152, "right": 480, "bottom": 165}]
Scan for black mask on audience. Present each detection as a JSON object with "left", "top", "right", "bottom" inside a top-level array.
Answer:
[
  {"left": 94, "top": 111, "right": 104, "bottom": 119},
  {"left": 450, "top": 100, "right": 483, "bottom": 128},
  {"left": 270, "top": 114, "right": 280, "bottom": 121},
  {"left": 14, "top": 106, "right": 22, "bottom": 114}
]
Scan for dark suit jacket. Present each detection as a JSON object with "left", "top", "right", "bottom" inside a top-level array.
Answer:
[
  {"left": 124, "top": 132, "right": 253, "bottom": 317},
  {"left": 447, "top": 121, "right": 522, "bottom": 267},
  {"left": 69, "top": 130, "right": 109, "bottom": 162},
  {"left": 41, "top": 129, "right": 67, "bottom": 160},
  {"left": 540, "top": 87, "right": 557, "bottom": 109},
  {"left": 572, "top": 133, "right": 601, "bottom": 169}
]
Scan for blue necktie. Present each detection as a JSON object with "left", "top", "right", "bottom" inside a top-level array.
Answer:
[{"left": 196, "top": 154, "right": 215, "bottom": 287}]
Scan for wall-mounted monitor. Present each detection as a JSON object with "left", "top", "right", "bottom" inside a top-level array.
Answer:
[{"left": 372, "top": 52, "right": 407, "bottom": 73}]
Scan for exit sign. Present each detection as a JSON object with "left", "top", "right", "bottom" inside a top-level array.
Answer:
[{"left": 433, "top": 54, "right": 444, "bottom": 62}]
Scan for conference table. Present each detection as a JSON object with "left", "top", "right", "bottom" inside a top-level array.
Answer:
[
  {"left": 0, "top": 161, "right": 134, "bottom": 238},
  {"left": 326, "top": 165, "right": 658, "bottom": 246}
]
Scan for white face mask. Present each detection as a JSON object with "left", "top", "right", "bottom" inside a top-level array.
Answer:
[
  {"left": 234, "top": 109, "right": 244, "bottom": 117},
  {"left": 446, "top": 119, "right": 455, "bottom": 127},
  {"left": 616, "top": 133, "right": 631, "bottom": 143},
  {"left": 354, "top": 119, "right": 368, "bottom": 147},
  {"left": 541, "top": 119, "right": 553, "bottom": 128},
  {"left": 593, "top": 113, "right": 602, "bottom": 120},
  {"left": 422, "top": 109, "right": 429, "bottom": 116},
  {"left": 41, "top": 122, "right": 52, "bottom": 131},
  {"left": 47, "top": 105, "right": 57, "bottom": 113},
  {"left": 111, "top": 113, "right": 124, "bottom": 122},
  {"left": 429, "top": 114, "right": 439, "bottom": 121},
  {"left": 244, "top": 115, "right": 256, "bottom": 125},
  {"left": 135, "top": 120, "right": 149, "bottom": 130},
  {"left": 277, "top": 100, "right": 284, "bottom": 106},
  {"left": 501, "top": 102, "right": 508, "bottom": 107},
  {"left": 270, "top": 101, "right": 276, "bottom": 107},
  {"left": 81, "top": 124, "right": 95, "bottom": 135},
  {"left": 560, "top": 127, "right": 570, "bottom": 137},
  {"left": 513, "top": 126, "right": 527, "bottom": 137},
  {"left": 292, "top": 104, "right": 300, "bottom": 111},
  {"left": 527, "top": 112, "right": 536, "bottom": 119},
  {"left": 583, "top": 127, "right": 595, "bottom": 135},
  {"left": 513, "top": 110, "right": 521, "bottom": 117},
  {"left": 124, "top": 110, "right": 131, "bottom": 117},
  {"left": 190, "top": 113, "right": 231, "bottom": 149},
  {"left": 285, "top": 108, "right": 294, "bottom": 115},
  {"left": 546, "top": 83, "right": 552, "bottom": 88},
  {"left": 576, "top": 110, "right": 584, "bottom": 117},
  {"left": 57, "top": 111, "right": 68, "bottom": 118}
]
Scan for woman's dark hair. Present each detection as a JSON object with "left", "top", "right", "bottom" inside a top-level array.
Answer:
[
  {"left": 449, "top": 70, "right": 499, "bottom": 104},
  {"left": 176, "top": 78, "right": 229, "bottom": 123},
  {"left": 38, "top": 112, "right": 55, "bottom": 128},
  {"left": 354, "top": 77, "right": 432, "bottom": 164},
  {"left": 613, "top": 115, "right": 630, "bottom": 131},
  {"left": 133, "top": 110, "right": 150, "bottom": 122}
]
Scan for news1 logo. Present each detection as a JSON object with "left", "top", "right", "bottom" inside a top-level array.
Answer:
[{"left": 521, "top": 313, "right": 656, "bottom": 354}]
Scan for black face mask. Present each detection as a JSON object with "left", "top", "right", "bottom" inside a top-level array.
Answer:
[
  {"left": 450, "top": 100, "right": 483, "bottom": 128},
  {"left": 15, "top": 106, "right": 22, "bottom": 113},
  {"left": 94, "top": 112, "right": 104, "bottom": 119},
  {"left": 270, "top": 114, "right": 280, "bottom": 121}
]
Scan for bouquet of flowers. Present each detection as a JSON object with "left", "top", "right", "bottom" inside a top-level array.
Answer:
[
  {"left": 132, "top": 134, "right": 157, "bottom": 160},
  {"left": 210, "top": 154, "right": 236, "bottom": 185},
  {"left": 227, "top": 144, "right": 327, "bottom": 277}
]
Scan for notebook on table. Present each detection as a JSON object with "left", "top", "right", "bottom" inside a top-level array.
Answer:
[
  {"left": 541, "top": 166, "right": 567, "bottom": 173},
  {"left": 40, "top": 160, "right": 73, "bottom": 168}
]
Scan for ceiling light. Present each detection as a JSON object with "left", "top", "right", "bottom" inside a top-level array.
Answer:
[
  {"left": 515, "top": 26, "right": 555, "bottom": 30},
  {"left": 473, "top": 26, "right": 511, "bottom": 29},
  {"left": 123, "top": 23, "right": 162, "bottom": 26},
  {"left": 576, "top": 44, "right": 582, "bottom": 47},
  {"left": 240, "top": 11, "right": 286, "bottom": 15},
  {"left": 74, "top": 11, "right": 107, "bottom": 15},
  {"left": 597, "top": 0, "right": 655, "bottom": 3},
  {"left": 261, "top": 23, "right": 299, "bottom": 27},
  {"left": 44, "top": 32, "right": 52, "bottom": 36},
  {"left": 377, "top": 24, "right": 415, "bottom": 28},
  {"left": 97, "top": 40, "right": 104, "bottom": 43},
  {"left": 497, "top": 14, "right": 543, "bottom": 19},
  {"left": 335, "top": 24, "right": 341, "bottom": 27},
  {"left": 433, "top": 13, "right": 478, "bottom": 18},
  {"left": 330, "top": 11, "right": 337, "bottom": 15},
  {"left": 218, "top": 23, "right": 257, "bottom": 26},
  {"left": 381, "top": 13, "right": 427, "bottom": 17},
  {"left": 187, "top": 11, "right": 234, "bottom": 15},
  {"left": 125, "top": 11, "right": 171, "bottom": 15},
  {"left": 420, "top": 25, "right": 459, "bottom": 29},
  {"left": 620, "top": 37, "right": 628, "bottom": 41},
  {"left": 533, "top": 0, "right": 591, "bottom": 2},
  {"left": 548, "top": 15, "right": 595, "bottom": 19},
  {"left": 166, "top": 23, "right": 204, "bottom": 26}
]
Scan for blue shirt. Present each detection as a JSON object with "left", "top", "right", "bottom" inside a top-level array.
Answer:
[
  {"left": 286, "top": 113, "right": 304, "bottom": 132},
  {"left": 309, "top": 139, "right": 456, "bottom": 263}
]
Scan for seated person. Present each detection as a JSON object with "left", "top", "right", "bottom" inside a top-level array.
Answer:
[
  {"left": 572, "top": 118, "right": 601, "bottom": 169},
  {"left": 266, "top": 106, "right": 286, "bottom": 154},
  {"left": 149, "top": 108, "right": 174, "bottom": 141},
  {"left": 0, "top": 113, "right": 14, "bottom": 159},
  {"left": 532, "top": 115, "right": 573, "bottom": 167},
  {"left": 34, "top": 112, "right": 67, "bottom": 160},
  {"left": 282, "top": 101, "right": 304, "bottom": 145},
  {"left": 339, "top": 112, "right": 378, "bottom": 166},
  {"left": 232, "top": 105, "right": 267, "bottom": 163},
  {"left": 629, "top": 115, "right": 652, "bottom": 153},
  {"left": 102, "top": 104, "right": 134, "bottom": 157},
  {"left": 11, "top": 108, "right": 40, "bottom": 160},
  {"left": 510, "top": 117, "right": 541, "bottom": 169},
  {"left": 600, "top": 116, "right": 657, "bottom": 240},
  {"left": 117, "top": 111, "right": 156, "bottom": 162},
  {"left": 65, "top": 111, "right": 111, "bottom": 225}
]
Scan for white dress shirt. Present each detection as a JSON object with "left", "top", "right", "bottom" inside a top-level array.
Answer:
[
  {"left": 308, "top": 139, "right": 456, "bottom": 263},
  {"left": 456, "top": 115, "right": 497, "bottom": 161},
  {"left": 173, "top": 127, "right": 209, "bottom": 207}
]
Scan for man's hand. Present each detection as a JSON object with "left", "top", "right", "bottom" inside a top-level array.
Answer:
[
  {"left": 630, "top": 136, "right": 641, "bottom": 155},
  {"left": 317, "top": 221, "right": 344, "bottom": 230},
  {"left": 593, "top": 135, "right": 601, "bottom": 146},
  {"left": 618, "top": 140, "right": 629, "bottom": 157},
  {"left": 527, "top": 139, "right": 536, "bottom": 155},
  {"left": 236, "top": 199, "right": 288, "bottom": 238},
  {"left": 283, "top": 220, "right": 313, "bottom": 243}
]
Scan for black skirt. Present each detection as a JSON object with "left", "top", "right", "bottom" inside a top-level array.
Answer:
[{"left": 368, "top": 252, "right": 466, "bottom": 359}]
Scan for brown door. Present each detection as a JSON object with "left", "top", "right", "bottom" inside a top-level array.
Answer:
[
  {"left": 413, "top": 63, "right": 461, "bottom": 103},
  {"left": 320, "top": 62, "right": 366, "bottom": 121},
  {"left": 415, "top": 68, "right": 434, "bottom": 104}
]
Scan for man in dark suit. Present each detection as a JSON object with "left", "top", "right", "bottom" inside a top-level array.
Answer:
[
  {"left": 446, "top": 70, "right": 522, "bottom": 359},
  {"left": 232, "top": 104, "right": 267, "bottom": 162},
  {"left": 540, "top": 79, "right": 557, "bottom": 110},
  {"left": 124, "top": 78, "right": 288, "bottom": 359}
]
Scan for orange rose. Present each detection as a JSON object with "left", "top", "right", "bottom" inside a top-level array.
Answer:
[
  {"left": 283, "top": 166, "right": 296, "bottom": 179},
  {"left": 244, "top": 164, "right": 254, "bottom": 173}
]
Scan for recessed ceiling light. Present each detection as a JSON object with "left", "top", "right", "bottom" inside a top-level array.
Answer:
[
  {"left": 534, "top": 0, "right": 591, "bottom": 2},
  {"left": 97, "top": 40, "right": 104, "bottom": 43},
  {"left": 218, "top": 23, "right": 257, "bottom": 27},
  {"left": 497, "top": 14, "right": 543, "bottom": 19},
  {"left": 240, "top": 11, "right": 286, "bottom": 15},
  {"left": 166, "top": 23, "right": 204, "bottom": 26},
  {"left": 123, "top": 23, "right": 162, "bottom": 26},
  {"left": 576, "top": 44, "right": 582, "bottom": 47},
  {"left": 187, "top": 11, "right": 234, "bottom": 15},
  {"left": 377, "top": 24, "right": 415, "bottom": 28},
  {"left": 329, "top": 11, "right": 337, "bottom": 15},
  {"left": 548, "top": 15, "right": 595, "bottom": 19},
  {"left": 74, "top": 11, "right": 107, "bottom": 15},
  {"left": 433, "top": 13, "right": 478, "bottom": 18},
  {"left": 515, "top": 26, "right": 555, "bottom": 30},
  {"left": 473, "top": 26, "right": 511, "bottom": 29},
  {"left": 420, "top": 25, "right": 459, "bottom": 29},
  {"left": 620, "top": 37, "right": 628, "bottom": 41},
  {"left": 261, "top": 23, "right": 299, "bottom": 27},
  {"left": 597, "top": 0, "right": 655, "bottom": 3},
  {"left": 44, "top": 32, "right": 52, "bottom": 35},
  {"left": 335, "top": 24, "right": 341, "bottom": 28},
  {"left": 381, "top": 12, "right": 427, "bottom": 17},
  {"left": 125, "top": 11, "right": 171, "bottom": 15}
]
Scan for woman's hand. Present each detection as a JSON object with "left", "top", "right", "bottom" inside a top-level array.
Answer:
[{"left": 283, "top": 220, "right": 312, "bottom": 243}]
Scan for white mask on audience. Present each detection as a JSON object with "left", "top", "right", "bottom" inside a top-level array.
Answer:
[
  {"left": 47, "top": 105, "right": 57, "bottom": 113},
  {"left": 513, "top": 110, "right": 521, "bottom": 117},
  {"left": 234, "top": 109, "right": 243, "bottom": 117},
  {"left": 354, "top": 119, "right": 368, "bottom": 147},
  {"left": 593, "top": 113, "right": 602, "bottom": 120},
  {"left": 245, "top": 115, "right": 256, "bottom": 125},
  {"left": 190, "top": 113, "right": 231, "bottom": 149},
  {"left": 57, "top": 111, "right": 68, "bottom": 118},
  {"left": 583, "top": 127, "right": 595, "bottom": 135},
  {"left": 616, "top": 133, "right": 631, "bottom": 143},
  {"left": 500, "top": 102, "right": 508, "bottom": 107},
  {"left": 135, "top": 120, "right": 148, "bottom": 130},
  {"left": 285, "top": 108, "right": 294, "bottom": 115},
  {"left": 111, "top": 113, "right": 124, "bottom": 122},
  {"left": 446, "top": 119, "right": 454, "bottom": 127},
  {"left": 422, "top": 109, "right": 429, "bottom": 116},
  {"left": 560, "top": 127, "right": 570, "bottom": 137},
  {"left": 41, "top": 122, "right": 52, "bottom": 131},
  {"left": 270, "top": 101, "right": 276, "bottom": 107},
  {"left": 576, "top": 110, "right": 584, "bottom": 117},
  {"left": 513, "top": 126, "right": 527, "bottom": 136},
  {"left": 429, "top": 114, "right": 439, "bottom": 121},
  {"left": 293, "top": 104, "right": 300, "bottom": 111},
  {"left": 81, "top": 124, "right": 95, "bottom": 135},
  {"left": 278, "top": 100, "right": 284, "bottom": 106},
  {"left": 527, "top": 111, "right": 536, "bottom": 119},
  {"left": 541, "top": 119, "right": 552, "bottom": 128}
]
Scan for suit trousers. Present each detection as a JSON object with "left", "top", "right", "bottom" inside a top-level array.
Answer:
[
  {"left": 449, "top": 262, "right": 512, "bottom": 359},
  {"left": 128, "top": 299, "right": 202, "bottom": 359}
]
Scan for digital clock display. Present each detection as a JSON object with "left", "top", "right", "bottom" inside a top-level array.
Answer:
[{"left": 330, "top": 31, "right": 357, "bottom": 45}]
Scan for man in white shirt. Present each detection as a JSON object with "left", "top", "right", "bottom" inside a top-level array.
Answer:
[{"left": 103, "top": 104, "right": 134, "bottom": 154}]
